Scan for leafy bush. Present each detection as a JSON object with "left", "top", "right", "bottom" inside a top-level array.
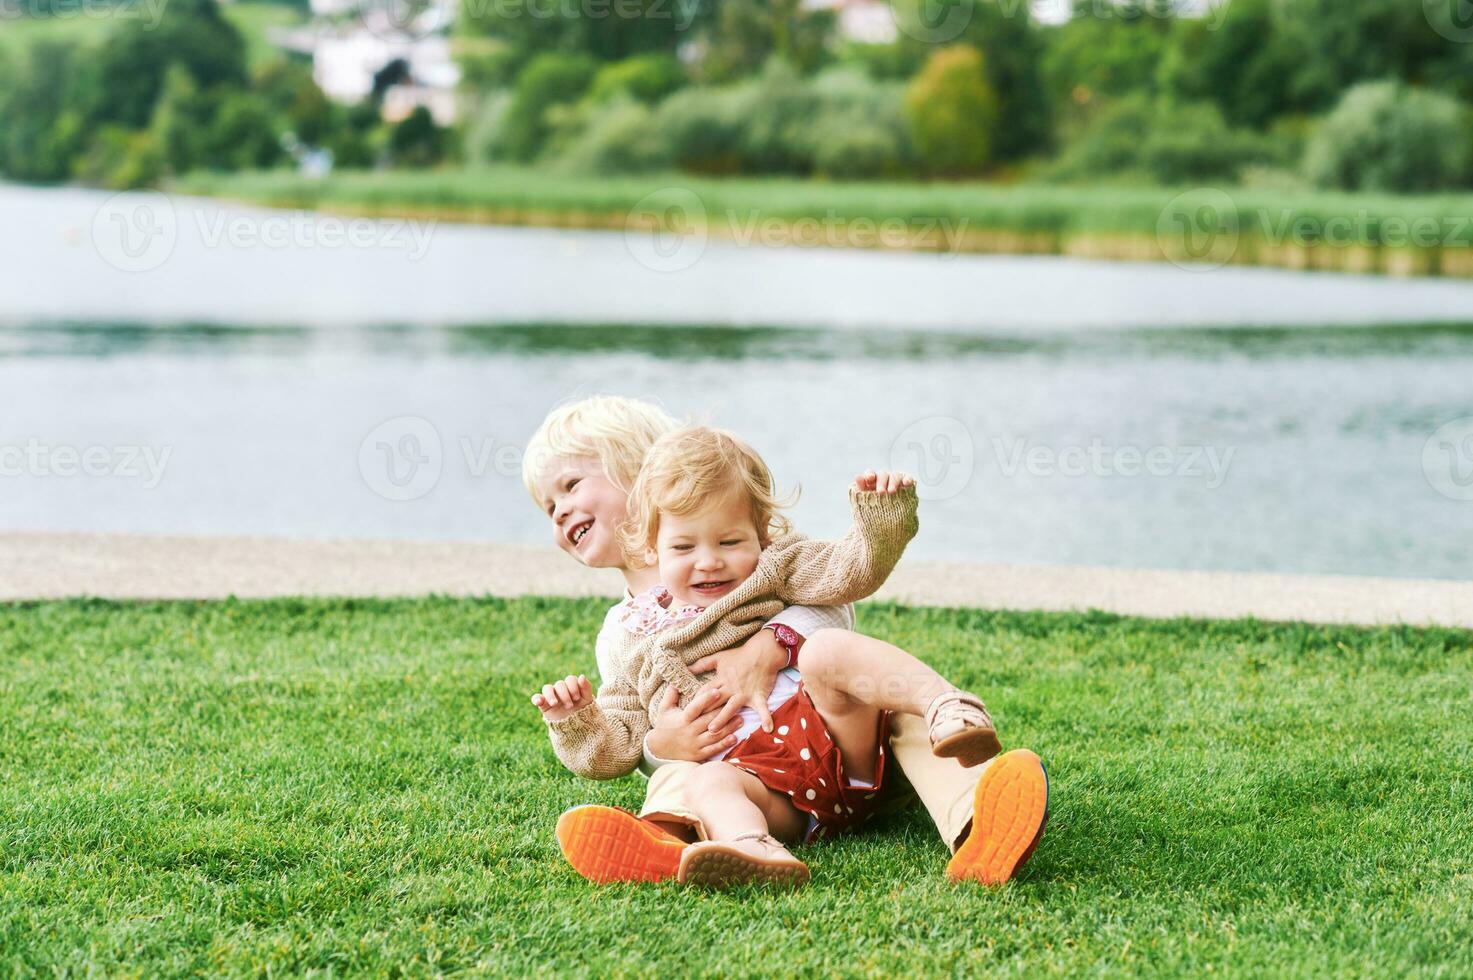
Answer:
[
  {"left": 200, "top": 91, "right": 283, "bottom": 170},
  {"left": 464, "top": 90, "right": 513, "bottom": 167},
  {"left": 640, "top": 63, "right": 911, "bottom": 179},
  {"left": 735, "top": 61, "right": 824, "bottom": 174},
  {"left": 72, "top": 126, "right": 163, "bottom": 190},
  {"left": 498, "top": 52, "right": 598, "bottom": 162},
  {"left": 806, "top": 68, "right": 913, "bottom": 179},
  {"left": 1048, "top": 95, "right": 1268, "bottom": 184},
  {"left": 1303, "top": 81, "right": 1471, "bottom": 193},
  {"left": 1140, "top": 101, "right": 1266, "bottom": 184},
  {"left": 904, "top": 45, "right": 999, "bottom": 176},
  {"left": 587, "top": 54, "right": 686, "bottom": 105},
  {"left": 556, "top": 99, "right": 670, "bottom": 174},
  {"left": 388, "top": 106, "right": 448, "bottom": 168},
  {"left": 652, "top": 84, "right": 749, "bottom": 174}
]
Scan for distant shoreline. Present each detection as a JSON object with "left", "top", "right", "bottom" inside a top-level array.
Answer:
[{"left": 175, "top": 167, "right": 1473, "bottom": 279}]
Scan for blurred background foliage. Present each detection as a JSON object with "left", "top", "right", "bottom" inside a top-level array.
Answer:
[{"left": 1, "top": 0, "right": 1471, "bottom": 192}]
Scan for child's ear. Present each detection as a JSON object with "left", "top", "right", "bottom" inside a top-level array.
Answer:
[{"left": 643, "top": 547, "right": 658, "bottom": 567}]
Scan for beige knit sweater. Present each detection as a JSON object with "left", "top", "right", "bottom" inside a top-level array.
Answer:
[{"left": 546, "top": 485, "right": 919, "bottom": 780}]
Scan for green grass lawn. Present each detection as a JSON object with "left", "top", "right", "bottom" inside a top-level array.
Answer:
[{"left": 3, "top": 597, "right": 1471, "bottom": 975}]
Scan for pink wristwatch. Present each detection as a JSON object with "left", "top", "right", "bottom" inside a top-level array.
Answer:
[{"left": 763, "top": 623, "right": 804, "bottom": 670}]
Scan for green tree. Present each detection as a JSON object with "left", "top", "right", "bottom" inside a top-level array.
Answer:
[
  {"left": 1043, "top": 0, "right": 1173, "bottom": 113},
  {"left": 0, "top": 41, "right": 89, "bottom": 181},
  {"left": 1158, "top": 0, "right": 1293, "bottom": 129},
  {"left": 498, "top": 52, "right": 598, "bottom": 161},
  {"left": 892, "top": 0, "right": 1051, "bottom": 162},
  {"left": 586, "top": 53, "right": 687, "bottom": 105},
  {"left": 73, "top": 126, "right": 165, "bottom": 190},
  {"left": 458, "top": 0, "right": 704, "bottom": 77},
  {"left": 200, "top": 92, "right": 283, "bottom": 170},
  {"left": 88, "top": 0, "right": 248, "bottom": 129},
  {"left": 148, "top": 66, "right": 209, "bottom": 176},
  {"left": 255, "top": 61, "right": 334, "bottom": 146},
  {"left": 904, "top": 44, "right": 1000, "bottom": 176},
  {"left": 388, "top": 106, "right": 448, "bottom": 168},
  {"left": 697, "top": 0, "right": 836, "bottom": 82},
  {"left": 1163, "top": 0, "right": 1472, "bottom": 127}
]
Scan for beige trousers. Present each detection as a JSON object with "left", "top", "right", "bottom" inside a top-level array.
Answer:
[{"left": 638, "top": 711, "right": 987, "bottom": 852}]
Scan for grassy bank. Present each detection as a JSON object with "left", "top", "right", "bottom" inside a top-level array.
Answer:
[
  {"left": 4, "top": 597, "right": 1472, "bottom": 974},
  {"left": 175, "top": 167, "right": 1473, "bottom": 277}
]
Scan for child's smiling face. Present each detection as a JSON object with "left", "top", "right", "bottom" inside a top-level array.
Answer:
[
  {"left": 654, "top": 490, "right": 764, "bottom": 609},
  {"left": 537, "top": 454, "right": 630, "bottom": 570}
]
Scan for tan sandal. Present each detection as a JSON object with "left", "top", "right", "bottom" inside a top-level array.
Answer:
[
  {"left": 926, "top": 690, "right": 1002, "bottom": 767},
  {"left": 677, "top": 831, "right": 810, "bottom": 889}
]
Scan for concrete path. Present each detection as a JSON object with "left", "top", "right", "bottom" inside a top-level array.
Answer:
[{"left": 3, "top": 533, "right": 1470, "bottom": 629}]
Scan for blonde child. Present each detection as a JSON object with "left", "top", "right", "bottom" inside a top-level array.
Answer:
[
  {"left": 523, "top": 396, "right": 1049, "bottom": 888},
  {"left": 533, "top": 426, "right": 1005, "bottom": 887}
]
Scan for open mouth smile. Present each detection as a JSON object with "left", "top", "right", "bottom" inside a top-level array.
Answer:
[
  {"left": 567, "top": 520, "right": 593, "bottom": 548},
  {"left": 690, "top": 580, "right": 733, "bottom": 597}
]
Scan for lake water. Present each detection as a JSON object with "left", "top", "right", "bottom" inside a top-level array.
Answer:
[{"left": 3, "top": 185, "right": 1471, "bottom": 580}]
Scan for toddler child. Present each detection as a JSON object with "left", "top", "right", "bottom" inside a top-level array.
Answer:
[{"left": 533, "top": 425, "right": 1001, "bottom": 887}]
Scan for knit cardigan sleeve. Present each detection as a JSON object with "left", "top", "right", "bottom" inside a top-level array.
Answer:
[
  {"left": 774, "top": 485, "right": 919, "bottom": 607},
  {"left": 544, "top": 632, "right": 654, "bottom": 781}
]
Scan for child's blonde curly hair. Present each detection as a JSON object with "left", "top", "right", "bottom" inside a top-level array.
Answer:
[
  {"left": 620, "top": 425, "right": 795, "bottom": 563},
  {"left": 521, "top": 395, "right": 677, "bottom": 512}
]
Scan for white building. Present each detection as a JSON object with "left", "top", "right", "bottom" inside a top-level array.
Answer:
[{"left": 268, "top": 0, "right": 461, "bottom": 126}]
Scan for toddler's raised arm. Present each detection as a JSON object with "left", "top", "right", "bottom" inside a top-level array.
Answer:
[{"left": 774, "top": 477, "right": 919, "bottom": 608}]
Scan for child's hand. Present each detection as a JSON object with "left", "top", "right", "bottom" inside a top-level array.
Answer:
[
  {"left": 854, "top": 469, "right": 916, "bottom": 494},
  {"left": 531, "top": 674, "right": 594, "bottom": 722}
]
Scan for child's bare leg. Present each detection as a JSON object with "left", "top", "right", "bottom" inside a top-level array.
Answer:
[
  {"left": 678, "top": 762, "right": 810, "bottom": 888},
  {"left": 802, "top": 628, "right": 956, "bottom": 718},
  {"left": 682, "top": 761, "right": 805, "bottom": 843},
  {"left": 802, "top": 628, "right": 1000, "bottom": 768}
]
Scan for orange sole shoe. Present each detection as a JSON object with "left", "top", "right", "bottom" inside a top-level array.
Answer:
[
  {"left": 946, "top": 749, "right": 1050, "bottom": 886},
  {"left": 555, "top": 805, "right": 686, "bottom": 884}
]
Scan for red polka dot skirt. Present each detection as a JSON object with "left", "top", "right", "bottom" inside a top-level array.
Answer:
[{"left": 724, "top": 682, "right": 891, "bottom": 843}]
